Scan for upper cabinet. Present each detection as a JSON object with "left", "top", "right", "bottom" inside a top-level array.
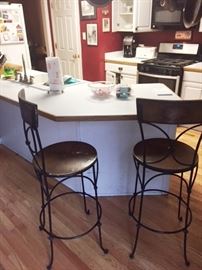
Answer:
[{"left": 112, "top": 0, "right": 153, "bottom": 32}]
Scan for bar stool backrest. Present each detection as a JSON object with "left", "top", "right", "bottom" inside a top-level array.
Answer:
[
  {"left": 18, "top": 89, "right": 45, "bottom": 172},
  {"left": 136, "top": 98, "right": 202, "bottom": 170},
  {"left": 136, "top": 99, "right": 202, "bottom": 125}
]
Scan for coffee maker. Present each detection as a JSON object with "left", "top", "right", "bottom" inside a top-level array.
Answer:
[{"left": 123, "top": 36, "right": 136, "bottom": 57}]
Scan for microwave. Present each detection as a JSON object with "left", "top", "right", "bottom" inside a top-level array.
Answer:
[{"left": 151, "top": 0, "right": 186, "bottom": 29}]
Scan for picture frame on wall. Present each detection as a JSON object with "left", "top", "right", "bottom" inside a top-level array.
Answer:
[
  {"left": 79, "top": 0, "right": 96, "bottom": 20},
  {"left": 102, "top": 18, "right": 110, "bottom": 32},
  {"left": 86, "top": 23, "right": 98, "bottom": 46}
]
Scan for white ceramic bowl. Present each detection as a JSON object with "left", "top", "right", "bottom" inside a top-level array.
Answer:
[{"left": 88, "top": 81, "right": 115, "bottom": 97}]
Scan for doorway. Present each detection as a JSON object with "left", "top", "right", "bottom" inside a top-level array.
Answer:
[{"left": 43, "top": 0, "right": 83, "bottom": 79}]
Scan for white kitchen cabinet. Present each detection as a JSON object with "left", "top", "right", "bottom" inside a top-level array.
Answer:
[
  {"left": 181, "top": 81, "right": 202, "bottom": 99},
  {"left": 106, "top": 70, "right": 117, "bottom": 84},
  {"left": 120, "top": 73, "right": 137, "bottom": 85},
  {"left": 105, "top": 62, "right": 137, "bottom": 87},
  {"left": 112, "top": 0, "right": 153, "bottom": 32},
  {"left": 181, "top": 70, "right": 202, "bottom": 131},
  {"left": 181, "top": 71, "right": 202, "bottom": 100}
]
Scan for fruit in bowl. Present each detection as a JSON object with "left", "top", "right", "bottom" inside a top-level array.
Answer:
[{"left": 88, "top": 81, "right": 115, "bottom": 97}]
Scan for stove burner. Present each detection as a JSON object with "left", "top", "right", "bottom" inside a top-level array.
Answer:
[
  {"left": 142, "top": 58, "right": 195, "bottom": 68},
  {"left": 138, "top": 57, "right": 196, "bottom": 76}
]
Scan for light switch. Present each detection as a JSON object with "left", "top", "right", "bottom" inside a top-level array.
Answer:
[{"left": 82, "top": 32, "right": 86, "bottom": 40}]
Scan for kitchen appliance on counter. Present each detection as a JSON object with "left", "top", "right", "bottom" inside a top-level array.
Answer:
[
  {"left": 123, "top": 36, "right": 136, "bottom": 58},
  {"left": 137, "top": 42, "right": 200, "bottom": 95},
  {"left": 135, "top": 46, "right": 157, "bottom": 59}
]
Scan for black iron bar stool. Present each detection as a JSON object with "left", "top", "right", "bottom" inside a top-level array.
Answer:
[
  {"left": 18, "top": 89, "right": 108, "bottom": 269},
  {"left": 129, "top": 98, "right": 202, "bottom": 265}
]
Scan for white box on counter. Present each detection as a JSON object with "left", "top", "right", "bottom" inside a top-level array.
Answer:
[{"left": 136, "top": 46, "right": 157, "bottom": 59}]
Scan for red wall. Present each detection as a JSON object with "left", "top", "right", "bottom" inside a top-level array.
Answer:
[
  {"left": 80, "top": 4, "right": 122, "bottom": 81},
  {"left": 134, "top": 31, "right": 202, "bottom": 47}
]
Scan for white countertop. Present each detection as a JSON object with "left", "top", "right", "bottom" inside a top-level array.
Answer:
[
  {"left": 105, "top": 51, "right": 147, "bottom": 65},
  {"left": 0, "top": 79, "right": 179, "bottom": 121},
  {"left": 184, "top": 62, "right": 202, "bottom": 73}
]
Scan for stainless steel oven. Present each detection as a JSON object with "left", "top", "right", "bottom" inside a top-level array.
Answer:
[
  {"left": 138, "top": 72, "right": 180, "bottom": 94},
  {"left": 137, "top": 43, "right": 200, "bottom": 96}
]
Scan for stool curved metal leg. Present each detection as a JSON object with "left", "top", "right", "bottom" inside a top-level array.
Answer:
[
  {"left": 129, "top": 159, "right": 140, "bottom": 216},
  {"left": 93, "top": 162, "right": 108, "bottom": 254},
  {"left": 130, "top": 165, "right": 146, "bottom": 258},
  {"left": 178, "top": 173, "right": 183, "bottom": 221},
  {"left": 42, "top": 176, "right": 54, "bottom": 270},
  {"left": 35, "top": 170, "right": 46, "bottom": 230},
  {"left": 81, "top": 172, "right": 90, "bottom": 215},
  {"left": 183, "top": 174, "right": 193, "bottom": 266}
]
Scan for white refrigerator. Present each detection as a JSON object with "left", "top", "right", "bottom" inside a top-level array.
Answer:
[{"left": 0, "top": 3, "right": 31, "bottom": 69}]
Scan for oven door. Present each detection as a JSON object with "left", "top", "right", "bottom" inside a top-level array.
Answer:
[{"left": 137, "top": 72, "right": 181, "bottom": 95}]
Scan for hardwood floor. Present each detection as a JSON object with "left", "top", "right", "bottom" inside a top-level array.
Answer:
[{"left": 0, "top": 128, "right": 201, "bottom": 270}]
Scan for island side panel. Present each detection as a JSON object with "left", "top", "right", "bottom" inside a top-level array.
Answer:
[{"left": 0, "top": 99, "right": 175, "bottom": 196}]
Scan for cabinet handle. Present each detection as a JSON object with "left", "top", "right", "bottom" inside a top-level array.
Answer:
[{"left": 118, "top": 67, "right": 123, "bottom": 71}]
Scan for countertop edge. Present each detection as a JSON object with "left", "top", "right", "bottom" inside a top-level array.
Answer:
[
  {"left": 183, "top": 67, "right": 202, "bottom": 73},
  {"left": 0, "top": 95, "right": 136, "bottom": 122}
]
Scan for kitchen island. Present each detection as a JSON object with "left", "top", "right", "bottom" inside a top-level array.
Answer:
[{"left": 0, "top": 80, "right": 179, "bottom": 196}]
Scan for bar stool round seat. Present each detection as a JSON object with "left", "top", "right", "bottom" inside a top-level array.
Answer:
[
  {"left": 34, "top": 141, "right": 97, "bottom": 177},
  {"left": 133, "top": 138, "right": 199, "bottom": 173}
]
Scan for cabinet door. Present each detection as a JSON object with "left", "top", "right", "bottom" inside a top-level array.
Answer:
[
  {"left": 120, "top": 74, "right": 137, "bottom": 87},
  {"left": 106, "top": 71, "right": 117, "bottom": 84},
  {"left": 112, "top": 0, "right": 134, "bottom": 32},
  {"left": 112, "top": 0, "right": 152, "bottom": 32},
  {"left": 134, "top": 0, "right": 152, "bottom": 32},
  {"left": 181, "top": 81, "right": 202, "bottom": 100}
]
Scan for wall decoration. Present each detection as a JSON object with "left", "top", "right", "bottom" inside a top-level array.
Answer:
[
  {"left": 175, "top": 31, "right": 192, "bottom": 40},
  {"left": 87, "top": 23, "right": 98, "bottom": 45},
  {"left": 102, "top": 18, "right": 110, "bottom": 32},
  {"left": 79, "top": 0, "right": 96, "bottom": 20}
]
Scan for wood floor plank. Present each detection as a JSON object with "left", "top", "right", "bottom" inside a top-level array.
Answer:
[{"left": 0, "top": 128, "right": 201, "bottom": 270}]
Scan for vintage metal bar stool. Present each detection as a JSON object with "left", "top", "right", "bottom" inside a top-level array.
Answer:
[
  {"left": 18, "top": 89, "right": 108, "bottom": 269},
  {"left": 129, "top": 98, "right": 202, "bottom": 265}
]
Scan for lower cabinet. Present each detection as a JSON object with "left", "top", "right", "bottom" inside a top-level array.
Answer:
[
  {"left": 181, "top": 71, "right": 202, "bottom": 100},
  {"left": 106, "top": 70, "right": 117, "bottom": 84},
  {"left": 105, "top": 62, "right": 137, "bottom": 87},
  {"left": 120, "top": 73, "right": 137, "bottom": 86},
  {"left": 181, "top": 71, "right": 202, "bottom": 132},
  {"left": 181, "top": 81, "right": 202, "bottom": 99}
]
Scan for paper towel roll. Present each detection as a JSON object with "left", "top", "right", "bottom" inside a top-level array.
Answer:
[{"left": 46, "top": 57, "right": 64, "bottom": 93}]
